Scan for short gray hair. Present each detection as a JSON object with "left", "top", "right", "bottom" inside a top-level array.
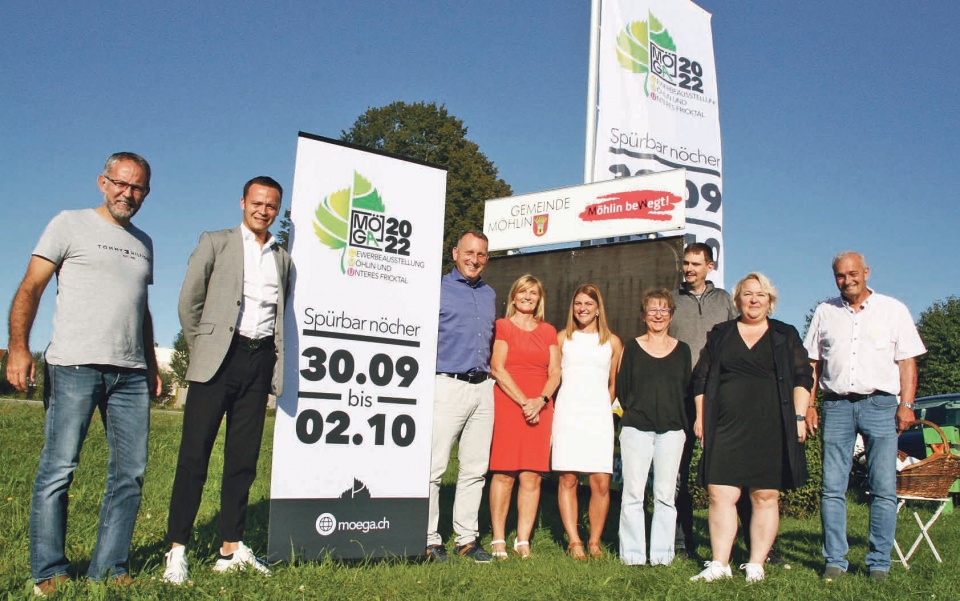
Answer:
[
  {"left": 103, "top": 152, "right": 151, "bottom": 187},
  {"left": 831, "top": 251, "right": 867, "bottom": 273}
]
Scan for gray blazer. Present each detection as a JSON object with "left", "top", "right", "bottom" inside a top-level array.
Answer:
[{"left": 178, "top": 226, "right": 292, "bottom": 395}]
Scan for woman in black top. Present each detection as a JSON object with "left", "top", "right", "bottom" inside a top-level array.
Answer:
[
  {"left": 616, "top": 288, "right": 691, "bottom": 566},
  {"left": 689, "top": 273, "right": 813, "bottom": 584}
]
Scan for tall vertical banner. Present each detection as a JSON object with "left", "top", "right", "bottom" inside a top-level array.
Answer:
[
  {"left": 594, "top": 0, "right": 725, "bottom": 284},
  {"left": 268, "top": 133, "right": 446, "bottom": 560}
]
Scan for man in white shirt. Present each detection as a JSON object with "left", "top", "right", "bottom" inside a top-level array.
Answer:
[
  {"left": 162, "top": 177, "right": 292, "bottom": 584},
  {"left": 804, "top": 251, "right": 925, "bottom": 582}
]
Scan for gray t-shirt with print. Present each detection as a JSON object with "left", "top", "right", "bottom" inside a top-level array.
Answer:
[{"left": 34, "top": 209, "right": 153, "bottom": 369}]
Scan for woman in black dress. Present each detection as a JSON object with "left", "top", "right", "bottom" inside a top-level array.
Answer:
[{"left": 689, "top": 273, "right": 813, "bottom": 584}]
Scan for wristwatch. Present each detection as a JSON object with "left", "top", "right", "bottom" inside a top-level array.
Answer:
[
  {"left": 795, "top": 414, "right": 806, "bottom": 421},
  {"left": 898, "top": 401, "right": 916, "bottom": 410}
]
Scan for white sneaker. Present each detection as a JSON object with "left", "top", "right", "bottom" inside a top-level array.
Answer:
[
  {"left": 213, "top": 541, "right": 271, "bottom": 575},
  {"left": 690, "top": 560, "right": 733, "bottom": 582},
  {"left": 162, "top": 546, "right": 188, "bottom": 585},
  {"left": 741, "top": 562, "right": 765, "bottom": 583}
]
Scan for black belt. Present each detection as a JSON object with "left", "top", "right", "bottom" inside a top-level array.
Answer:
[
  {"left": 234, "top": 334, "right": 275, "bottom": 350},
  {"left": 437, "top": 372, "right": 489, "bottom": 384},
  {"left": 827, "top": 391, "right": 890, "bottom": 402}
]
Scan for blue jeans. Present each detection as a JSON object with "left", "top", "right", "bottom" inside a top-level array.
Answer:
[
  {"left": 30, "top": 365, "right": 150, "bottom": 582},
  {"left": 820, "top": 393, "right": 898, "bottom": 572},
  {"left": 619, "top": 427, "right": 686, "bottom": 565}
]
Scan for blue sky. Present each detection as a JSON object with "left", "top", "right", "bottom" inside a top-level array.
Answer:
[{"left": 2, "top": 0, "right": 958, "bottom": 352}]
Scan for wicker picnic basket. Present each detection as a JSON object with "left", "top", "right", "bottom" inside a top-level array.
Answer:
[{"left": 897, "top": 420, "right": 960, "bottom": 498}]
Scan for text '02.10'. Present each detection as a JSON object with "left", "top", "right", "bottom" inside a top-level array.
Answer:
[{"left": 295, "top": 410, "right": 416, "bottom": 447}]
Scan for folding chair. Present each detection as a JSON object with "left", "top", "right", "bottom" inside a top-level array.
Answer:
[
  {"left": 894, "top": 494, "right": 952, "bottom": 568},
  {"left": 893, "top": 420, "right": 960, "bottom": 569}
]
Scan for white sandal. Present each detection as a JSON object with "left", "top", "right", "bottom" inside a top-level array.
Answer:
[
  {"left": 489, "top": 539, "right": 508, "bottom": 560},
  {"left": 513, "top": 538, "right": 531, "bottom": 558}
]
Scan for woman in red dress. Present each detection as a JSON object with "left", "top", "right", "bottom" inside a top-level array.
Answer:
[{"left": 488, "top": 274, "right": 561, "bottom": 558}]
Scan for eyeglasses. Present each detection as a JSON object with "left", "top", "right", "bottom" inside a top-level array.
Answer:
[
  {"left": 645, "top": 308, "right": 671, "bottom": 315},
  {"left": 103, "top": 175, "right": 149, "bottom": 196}
]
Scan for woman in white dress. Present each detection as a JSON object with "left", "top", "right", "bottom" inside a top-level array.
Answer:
[{"left": 553, "top": 284, "right": 622, "bottom": 560}]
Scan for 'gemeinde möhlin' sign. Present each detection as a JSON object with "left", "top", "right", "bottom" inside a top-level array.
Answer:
[{"left": 483, "top": 169, "right": 685, "bottom": 251}]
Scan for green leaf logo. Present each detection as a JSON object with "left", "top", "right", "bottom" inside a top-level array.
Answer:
[
  {"left": 352, "top": 172, "right": 385, "bottom": 213},
  {"left": 616, "top": 12, "right": 676, "bottom": 96},
  {"left": 313, "top": 171, "right": 386, "bottom": 273},
  {"left": 313, "top": 187, "right": 349, "bottom": 250}
]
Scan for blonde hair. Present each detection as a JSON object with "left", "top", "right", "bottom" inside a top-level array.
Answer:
[
  {"left": 733, "top": 272, "right": 778, "bottom": 315},
  {"left": 563, "top": 284, "right": 613, "bottom": 344},
  {"left": 505, "top": 274, "right": 546, "bottom": 321}
]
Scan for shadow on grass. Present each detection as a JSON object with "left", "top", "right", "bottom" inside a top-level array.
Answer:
[
  {"left": 124, "top": 435, "right": 866, "bottom": 574},
  {"left": 126, "top": 478, "right": 866, "bottom": 576},
  {"left": 436, "top": 463, "right": 624, "bottom": 554},
  {"left": 681, "top": 500, "right": 869, "bottom": 573}
]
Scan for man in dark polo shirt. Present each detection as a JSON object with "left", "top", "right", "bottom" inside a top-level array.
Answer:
[{"left": 425, "top": 231, "right": 496, "bottom": 562}]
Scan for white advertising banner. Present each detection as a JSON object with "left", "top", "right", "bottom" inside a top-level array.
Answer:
[
  {"left": 594, "top": 0, "right": 725, "bottom": 283},
  {"left": 268, "top": 133, "right": 446, "bottom": 560},
  {"left": 483, "top": 169, "right": 685, "bottom": 252}
]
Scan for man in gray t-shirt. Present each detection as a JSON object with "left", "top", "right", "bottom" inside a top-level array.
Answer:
[{"left": 6, "top": 152, "right": 161, "bottom": 594}]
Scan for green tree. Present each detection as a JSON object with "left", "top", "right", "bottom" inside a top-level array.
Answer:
[
  {"left": 156, "top": 368, "right": 176, "bottom": 405},
  {"left": 276, "top": 210, "right": 291, "bottom": 251},
  {"left": 339, "top": 101, "right": 512, "bottom": 264},
  {"left": 170, "top": 330, "right": 190, "bottom": 387},
  {"left": 916, "top": 296, "right": 960, "bottom": 397}
]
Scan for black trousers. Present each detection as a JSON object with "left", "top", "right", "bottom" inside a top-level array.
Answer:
[
  {"left": 166, "top": 338, "right": 275, "bottom": 545},
  {"left": 675, "top": 431, "right": 696, "bottom": 550}
]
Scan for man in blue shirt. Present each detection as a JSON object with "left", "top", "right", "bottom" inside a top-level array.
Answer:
[{"left": 426, "top": 231, "right": 497, "bottom": 562}]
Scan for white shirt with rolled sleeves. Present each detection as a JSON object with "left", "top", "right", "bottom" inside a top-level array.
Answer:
[{"left": 803, "top": 290, "right": 926, "bottom": 396}]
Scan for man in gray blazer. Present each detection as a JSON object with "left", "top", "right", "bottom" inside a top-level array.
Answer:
[{"left": 162, "top": 176, "right": 292, "bottom": 584}]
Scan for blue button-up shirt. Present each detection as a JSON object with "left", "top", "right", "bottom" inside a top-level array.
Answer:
[{"left": 435, "top": 267, "right": 496, "bottom": 373}]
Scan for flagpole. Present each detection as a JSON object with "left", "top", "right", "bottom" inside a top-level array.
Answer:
[{"left": 583, "top": 0, "right": 601, "bottom": 184}]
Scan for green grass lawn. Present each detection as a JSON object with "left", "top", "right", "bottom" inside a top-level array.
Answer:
[{"left": 1, "top": 400, "right": 958, "bottom": 600}]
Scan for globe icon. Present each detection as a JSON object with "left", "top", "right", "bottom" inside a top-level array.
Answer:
[{"left": 315, "top": 512, "right": 337, "bottom": 535}]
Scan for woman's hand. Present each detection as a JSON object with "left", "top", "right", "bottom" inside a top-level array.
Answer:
[
  {"left": 522, "top": 397, "right": 545, "bottom": 422},
  {"left": 797, "top": 420, "right": 807, "bottom": 444},
  {"left": 693, "top": 394, "right": 705, "bottom": 445}
]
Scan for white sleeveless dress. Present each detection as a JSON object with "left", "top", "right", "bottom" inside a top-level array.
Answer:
[{"left": 551, "top": 331, "right": 614, "bottom": 473}]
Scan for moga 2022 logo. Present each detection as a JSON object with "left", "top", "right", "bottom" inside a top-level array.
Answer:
[
  {"left": 615, "top": 11, "right": 707, "bottom": 99},
  {"left": 313, "top": 171, "right": 413, "bottom": 273}
]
